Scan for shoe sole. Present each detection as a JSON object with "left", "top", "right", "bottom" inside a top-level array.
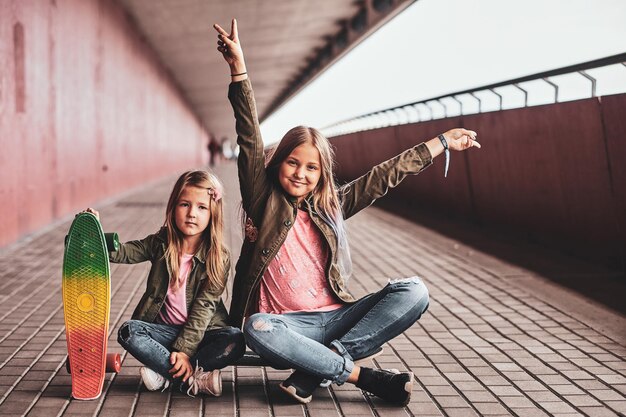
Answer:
[
  {"left": 213, "top": 370, "right": 223, "bottom": 397},
  {"left": 140, "top": 368, "right": 166, "bottom": 391},
  {"left": 279, "top": 382, "right": 312, "bottom": 404},
  {"left": 401, "top": 372, "right": 414, "bottom": 406}
]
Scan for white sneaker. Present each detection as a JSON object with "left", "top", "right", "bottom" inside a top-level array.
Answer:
[
  {"left": 140, "top": 367, "right": 170, "bottom": 391},
  {"left": 187, "top": 365, "right": 222, "bottom": 397}
]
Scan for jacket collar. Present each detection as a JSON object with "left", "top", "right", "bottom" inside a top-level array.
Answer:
[{"left": 155, "top": 227, "right": 207, "bottom": 264}]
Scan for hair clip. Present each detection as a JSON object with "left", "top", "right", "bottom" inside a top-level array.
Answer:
[{"left": 207, "top": 187, "right": 222, "bottom": 202}]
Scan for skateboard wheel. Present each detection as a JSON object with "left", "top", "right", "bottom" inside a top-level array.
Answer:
[
  {"left": 64, "top": 235, "right": 69, "bottom": 247},
  {"left": 65, "top": 359, "right": 71, "bottom": 374},
  {"left": 106, "top": 353, "right": 121, "bottom": 373},
  {"left": 104, "top": 233, "right": 119, "bottom": 252}
]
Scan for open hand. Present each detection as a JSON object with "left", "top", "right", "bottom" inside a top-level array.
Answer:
[
  {"left": 169, "top": 351, "right": 193, "bottom": 382},
  {"left": 213, "top": 18, "right": 246, "bottom": 74},
  {"left": 443, "top": 128, "right": 480, "bottom": 151}
]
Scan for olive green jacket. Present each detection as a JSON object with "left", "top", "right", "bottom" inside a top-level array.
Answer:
[
  {"left": 227, "top": 78, "right": 433, "bottom": 328},
  {"left": 109, "top": 228, "right": 229, "bottom": 357}
]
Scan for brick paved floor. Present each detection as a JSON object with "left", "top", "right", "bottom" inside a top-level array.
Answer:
[{"left": 1, "top": 162, "right": 625, "bottom": 417}]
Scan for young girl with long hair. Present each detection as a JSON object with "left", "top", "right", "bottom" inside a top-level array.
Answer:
[
  {"left": 214, "top": 20, "right": 481, "bottom": 405},
  {"left": 86, "top": 170, "right": 245, "bottom": 396}
]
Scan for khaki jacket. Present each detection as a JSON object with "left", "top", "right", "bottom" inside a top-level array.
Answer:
[
  {"left": 110, "top": 228, "right": 229, "bottom": 357},
  {"left": 227, "top": 79, "right": 433, "bottom": 328}
]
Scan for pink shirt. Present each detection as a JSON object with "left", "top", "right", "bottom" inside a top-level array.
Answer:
[
  {"left": 258, "top": 209, "right": 343, "bottom": 314},
  {"left": 158, "top": 253, "right": 193, "bottom": 325}
]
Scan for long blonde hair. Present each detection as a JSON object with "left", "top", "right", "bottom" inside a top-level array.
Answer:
[
  {"left": 266, "top": 126, "right": 352, "bottom": 278},
  {"left": 163, "top": 170, "right": 227, "bottom": 294}
]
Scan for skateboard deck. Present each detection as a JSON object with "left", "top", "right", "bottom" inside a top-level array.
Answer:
[
  {"left": 62, "top": 212, "right": 118, "bottom": 400},
  {"left": 233, "top": 346, "right": 384, "bottom": 367}
]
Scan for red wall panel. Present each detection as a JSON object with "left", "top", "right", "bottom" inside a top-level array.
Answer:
[
  {"left": 393, "top": 119, "right": 473, "bottom": 219},
  {"left": 466, "top": 100, "right": 621, "bottom": 265},
  {"left": 0, "top": 0, "right": 209, "bottom": 247},
  {"left": 601, "top": 94, "right": 626, "bottom": 268}
]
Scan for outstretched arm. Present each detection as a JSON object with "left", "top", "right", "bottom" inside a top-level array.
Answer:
[
  {"left": 340, "top": 128, "right": 480, "bottom": 218},
  {"left": 81, "top": 207, "right": 154, "bottom": 264}
]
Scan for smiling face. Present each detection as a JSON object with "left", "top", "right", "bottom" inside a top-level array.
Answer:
[
  {"left": 174, "top": 185, "right": 212, "bottom": 241},
  {"left": 278, "top": 142, "right": 322, "bottom": 203}
]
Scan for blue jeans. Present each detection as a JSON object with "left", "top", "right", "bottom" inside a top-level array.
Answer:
[
  {"left": 118, "top": 320, "right": 245, "bottom": 380},
  {"left": 244, "top": 277, "right": 429, "bottom": 384}
]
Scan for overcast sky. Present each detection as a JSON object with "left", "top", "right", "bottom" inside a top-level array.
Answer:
[{"left": 260, "top": 0, "right": 626, "bottom": 143}]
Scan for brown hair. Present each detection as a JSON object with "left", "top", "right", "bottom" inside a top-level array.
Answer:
[
  {"left": 266, "top": 126, "right": 341, "bottom": 220},
  {"left": 265, "top": 127, "right": 352, "bottom": 278}
]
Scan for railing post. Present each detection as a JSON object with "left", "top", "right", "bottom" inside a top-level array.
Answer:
[
  {"left": 452, "top": 96, "right": 463, "bottom": 115},
  {"left": 490, "top": 89, "right": 503, "bottom": 111},
  {"left": 470, "top": 92, "right": 481, "bottom": 113},
  {"left": 514, "top": 84, "right": 528, "bottom": 107},
  {"left": 543, "top": 77, "right": 559, "bottom": 103},
  {"left": 580, "top": 70, "right": 597, "bottom": 97}
]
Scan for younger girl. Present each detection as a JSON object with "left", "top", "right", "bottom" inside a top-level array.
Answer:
[
  {"left": 214, "top": 20, "right": 481, "bottom": 406},
  {"left": 86, "top": 170, "right": 245, "bottom": 396}
]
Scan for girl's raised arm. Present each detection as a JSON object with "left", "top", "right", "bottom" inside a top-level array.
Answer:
[{"left": 214, "top": 19, "right": 269, "bottom": 216}]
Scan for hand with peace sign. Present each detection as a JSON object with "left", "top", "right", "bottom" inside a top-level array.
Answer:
[{"left": 213, "top": 19, "right": 247, "bottom": 81}]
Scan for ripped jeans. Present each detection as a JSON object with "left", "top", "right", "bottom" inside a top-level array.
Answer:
[
  {"left": 244, "top": 277, "right": 429, "bottom": 385},
  {"left": 118, "top": 320, "right": 245, "bottom": 379}
]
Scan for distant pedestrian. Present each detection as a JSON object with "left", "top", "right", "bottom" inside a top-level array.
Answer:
[
  {"left": 214, "top": 19, "right": 481, "bottom": 406},
  {"left": 208, "top": 136, "right": 220, "bottom": 166},
  {"left": 84, "top": 170, "right": 244, "bottom": 396}
]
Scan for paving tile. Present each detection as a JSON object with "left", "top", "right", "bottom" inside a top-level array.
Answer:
[
  {"left": 539, "top": 400, "right": 579, "bottom": 414},
  {"left": 551, "top": 384, "right": 586, "bottom": 396},
  {"left": 563, "top": 394, "right": 603, "bottom": 407},
  {"left": 499, "top": 395, "right": 537, "bottom": 408},
  {"left": 443, "top": 407, "right": 479, "bottom": 417},
  {"left": 433, "top": 395, "right": 469, "bottom": 408},
  {"left": 577, "top": 406, "right": 621, "bottom": 417},
  {"left": 472, "top": 402, "right": 511, "bottom": 415},
  {"left": 589, "top": 389, "right": 626, "bottom": 401}
]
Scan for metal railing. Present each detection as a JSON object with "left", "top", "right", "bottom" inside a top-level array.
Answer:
[{"left": 321, "top": 53, "right": 626, "bottom": 137}]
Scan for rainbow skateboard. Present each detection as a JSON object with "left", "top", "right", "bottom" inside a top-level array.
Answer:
[{"left": 62, "top": 212, "right": 121, "bottom": 400}]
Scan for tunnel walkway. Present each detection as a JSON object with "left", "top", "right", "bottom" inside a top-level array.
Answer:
[{"left": 0, "top": 162, "right": 624, "bottom": 417}]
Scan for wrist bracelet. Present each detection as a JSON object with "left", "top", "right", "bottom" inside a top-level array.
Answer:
[
  {"left": 438, "top": 134, "right": 450, "bottom": 178},
  {"left": 231, "top": 72, "right": 247, "bottom": 77}
]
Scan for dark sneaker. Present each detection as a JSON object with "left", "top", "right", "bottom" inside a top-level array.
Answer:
[
  {"left": 279, "top": 347, "right": 386, "bottom": 403},
  {"left": 356, "top": 367, "right": 414, "bottom": 406},
  {"left": 279, "top": 372, "right": 323, "bottom": 403}
]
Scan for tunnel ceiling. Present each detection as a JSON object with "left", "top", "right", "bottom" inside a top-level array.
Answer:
[{"left": 118, "top": 0, "right": 414, "bottom": 142}]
